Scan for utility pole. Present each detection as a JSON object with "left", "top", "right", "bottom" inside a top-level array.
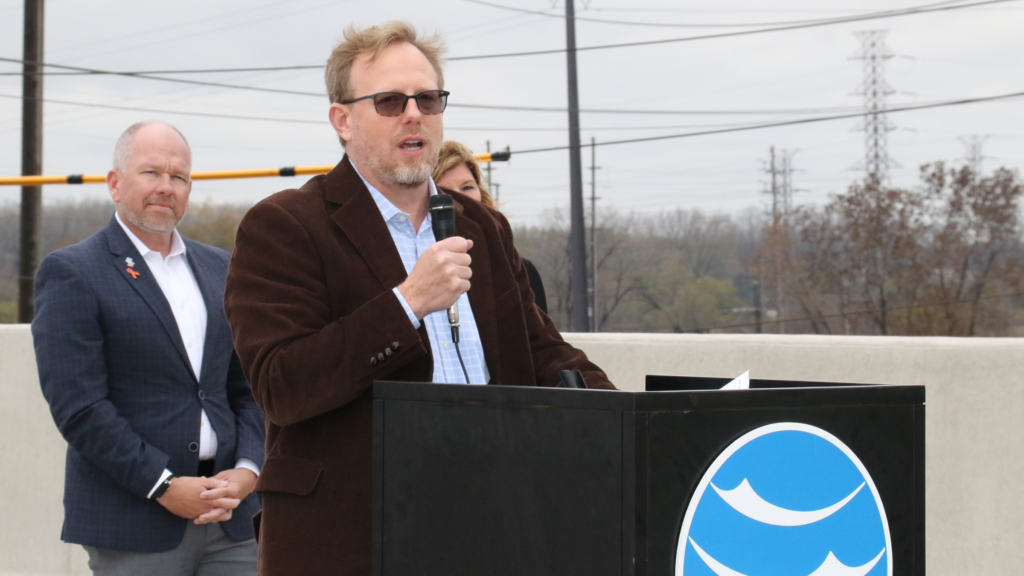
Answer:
[
  {"left": 19, "top": 0, "right": 44, "bottom": 323},
  {"left": 485, "top": 140, "right": 493, "bottom": 192},
  {"left": 851, "top": 30, "right": 897, "bottom": 183},
  {"left": 565, "top": 0, "right": 588, "bottom": 332},
  {"left": 588, "top": 137, "right": 601, "bottom": 332}
]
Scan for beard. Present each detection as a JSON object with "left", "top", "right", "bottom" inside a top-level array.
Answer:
[
  {"left": 121, "top": 198, "right": 183, "bottom": 234},
  {"left": 352, "top": 131, "right": 439, "bottom": 188}
]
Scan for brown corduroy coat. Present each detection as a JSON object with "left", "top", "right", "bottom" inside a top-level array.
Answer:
[{"left": 224, "top": 157, "right": 614, "bottom": 576}]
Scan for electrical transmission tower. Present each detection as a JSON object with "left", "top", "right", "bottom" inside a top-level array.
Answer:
[
  {"left": 763, "top": 146, "right": 798, "bottom": 333},
  {"left": 778, "top": 149, "right": 798, "bottom": 222},
  {"left": 959, "top": 135, "right": 990, "bottom": 180},
  {"left": 764, "top": 147, "right": 798, "bottom": 225},
  {"left": 851, "top": 30, "right": 897, "bottom": 183}
]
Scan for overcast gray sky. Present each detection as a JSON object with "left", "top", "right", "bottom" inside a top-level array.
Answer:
[{"left": 1, "top": 0, "right": 1022, "bottom": 226}]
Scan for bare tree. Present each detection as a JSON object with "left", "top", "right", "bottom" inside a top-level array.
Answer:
[
  {"left": 923, "top": 164, "right": 1024, "bottom": 335},
  {"left": 775, "top": 165, "right": 1024, "bottom": 336}
]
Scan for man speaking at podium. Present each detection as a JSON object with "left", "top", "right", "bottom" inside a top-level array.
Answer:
[{"left": 224, "top": 21, "right": 614, "bottom": 576}]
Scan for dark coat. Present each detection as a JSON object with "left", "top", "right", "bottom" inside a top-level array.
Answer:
[
  {"left": 32, "top": 217, "right": 265, "bottom": 552},
  {"left": 224, "top": 156, "right": 613, "bottom": 575}
]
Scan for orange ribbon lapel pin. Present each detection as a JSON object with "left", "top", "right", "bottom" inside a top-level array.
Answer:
[{"left": 125, "top": 257, "right": 140, "bottom": 278}]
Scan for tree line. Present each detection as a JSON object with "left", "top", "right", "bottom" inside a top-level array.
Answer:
[{"left": 2, "top": 162, "right": 1022, "bottom": 335}]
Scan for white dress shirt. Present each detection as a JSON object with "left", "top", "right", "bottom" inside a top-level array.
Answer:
[{"left": 113, "top": 213, "right": 259, "bottom": 498}]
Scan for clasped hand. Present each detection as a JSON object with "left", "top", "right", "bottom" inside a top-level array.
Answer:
[
  {"left": 398, "top": 236, "right": 473, "bottom": 320},
  {"left": 156, "top": 468, "right": 258, "bottom": 525}
]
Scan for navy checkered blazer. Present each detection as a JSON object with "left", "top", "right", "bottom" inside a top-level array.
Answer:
[{"left": 32, "top": 216, "right": 265, "bottom": 553}]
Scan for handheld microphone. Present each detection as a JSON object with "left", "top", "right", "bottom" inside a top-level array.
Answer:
[
  {"left": 429, "top": 193, "right": 471, "bottom": 384},
  {"left": 429, "top": 194, "right": 460, "bottom": 341}
]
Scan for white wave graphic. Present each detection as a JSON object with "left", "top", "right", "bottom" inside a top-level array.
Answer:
[
  {"left": 808, "top": 550, "right": 885, "bottom": 576},
  {"left": 711, "top": 479, "right": 865, "bottom": 526},
  {"left": 689, "top": 538, "right": 885, "bottom": 576},
  {"left": 688, "top": 538, "right": 745, "bottom": 576}
]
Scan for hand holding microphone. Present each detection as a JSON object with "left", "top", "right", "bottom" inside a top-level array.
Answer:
[
  {"left": 396, "top": 194, "right": 473, "bottom": 383},
  {"left": 395, "top": 195, "right": 472, "bottom": 325},
  {"left": 429, "top": 194, "right": 463, "bottom": 343}
]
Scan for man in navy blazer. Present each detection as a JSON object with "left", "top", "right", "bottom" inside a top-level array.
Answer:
[{"left": 32, "top": 122, "right": 264, "bottom": 575}]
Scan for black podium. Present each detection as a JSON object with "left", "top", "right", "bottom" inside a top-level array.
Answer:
[{"left": 372, "top": 378, "right": 923, "bottom": 576}]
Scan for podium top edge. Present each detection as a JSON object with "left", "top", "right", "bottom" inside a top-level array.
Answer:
[{"left": 372, "top": 380, "right": 924, "bottom": 411}]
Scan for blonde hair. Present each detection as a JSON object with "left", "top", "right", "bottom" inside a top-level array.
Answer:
[
  {"left": 432, "top": 141, "right": 496, "bottom": 209},
  {"left": 325, "top": 21, "right": 446, "bottom": 104}
]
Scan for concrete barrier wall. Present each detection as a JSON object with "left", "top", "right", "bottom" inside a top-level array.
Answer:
[
  {"left": 0, "top": 326, "right": 89, "bottom": 576},
  {"left": 3, "top": 324, "right": 1022, "bottom": 574}
]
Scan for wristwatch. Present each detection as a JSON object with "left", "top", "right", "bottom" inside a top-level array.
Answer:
[{"left": 152, "top": 475, "right": 175, "bottom": 500}]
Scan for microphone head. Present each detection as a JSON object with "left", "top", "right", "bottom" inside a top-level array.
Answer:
[{"left": 430, "top": 193, "right": 457, "bottom": 240}]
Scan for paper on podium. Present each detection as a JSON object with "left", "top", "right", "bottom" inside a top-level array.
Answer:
[{"left": 720, "top": 371, "right": 750, "bottom": 390}]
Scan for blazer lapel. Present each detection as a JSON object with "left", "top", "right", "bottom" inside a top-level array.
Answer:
[
  {"left": 324, "top": 157, "right": 410, "bottom": 291},
  {"left": 455, "top": 200, "right": 502, "bottom": 381},
  {"left": 186, "top": 245, "right": 222, "bottom": 387},
  {"left": 321, "top": 159, "right": 511, "bottom": 377},
  {"left": 104, "top": 218, "right": 196, "bottom": 384}
]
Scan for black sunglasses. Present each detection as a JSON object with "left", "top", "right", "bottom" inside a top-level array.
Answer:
[{"left": 341, "top": 90, "right": 450, "bottom": 117}]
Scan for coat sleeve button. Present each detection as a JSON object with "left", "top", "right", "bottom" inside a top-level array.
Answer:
[
  {"left": 384, "top": 347, "right": 393, "bottom": 357},
  {"left": 392, "top": 341, "right": 400, "bottom": 350},
  {"left": 370, "top": 357, "right": 378, "bottom": 366}
]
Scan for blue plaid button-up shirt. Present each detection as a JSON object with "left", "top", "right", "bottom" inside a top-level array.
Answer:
[{"left": 352, "top": 163, "right": 490, "bottom": 385}]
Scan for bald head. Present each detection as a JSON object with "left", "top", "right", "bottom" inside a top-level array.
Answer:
[
  {"left": 112, "top": 121, "right": 191, "bottom": 173},
  {"left": 107, "top": 122, "right": 193, "bottom": 244}
]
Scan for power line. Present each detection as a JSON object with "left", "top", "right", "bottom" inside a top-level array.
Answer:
[
  {"left": 0, "top": 90, "right": 861, "bottom": 124},
  {"left": 508, "top": 88, "right": 1024, "bottom": 155},
  {"left": 0, "top": 88, "right": 1019, "bottom": 142},
  {"left": 0, "top": 92, "right": 323, "bottom": 124},
  {"left": 43, "top": 0, "right": 300, "bottom": 57},
  {"left": 589, "top": 7, "right": 966, "bottom": 13},
  {"left": 446, "top": 122, "right": 759, "bottom": 131},
  {"left": 0, "top": 68, "right": 881, "bottom": 115},
  {"left": 0, "top": 57, "right": 864, "bottom": 115},
  {"left": 0, "top": 0, "right": 1009, "bottom": 83},
  {"left": 448, "top": 0, "right": 1017, "bottom": 61},
  {"left": 47, "top": 0, "right": 344, "bottom": 65},
  {"left": 0, "top": 56, "right": 868, "bottom": 116},
  {"left": 463, "top": 0, "right": 972, "bottom": 28},
  {"left": 0, "top": 57, "right": 326, "bottom": 98},
  {"left": 448, "top": 102, "right": 862, "bottom": 115},
  {"left": 0, "top": 64, "right": 323, "bottom": 77}
]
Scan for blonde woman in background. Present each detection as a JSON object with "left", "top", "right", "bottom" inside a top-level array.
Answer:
[{"left": 433, "top": 141, "right": 548, "bottom": 313}]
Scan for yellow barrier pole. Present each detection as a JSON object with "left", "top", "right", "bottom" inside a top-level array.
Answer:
[
  {"left": 0, "top": 174, "right": 107, "bottom": 186},
  {"left": 0, "top": 153, "right": 507, "bottom": 186}
]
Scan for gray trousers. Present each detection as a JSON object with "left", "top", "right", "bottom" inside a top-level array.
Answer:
[{"left": 84, "top": 522, "right": 257, "bottom": 576}]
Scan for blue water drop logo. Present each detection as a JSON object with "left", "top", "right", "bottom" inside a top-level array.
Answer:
[{"left": 676, "top": 422, "right": 892, "bottom": 576}]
